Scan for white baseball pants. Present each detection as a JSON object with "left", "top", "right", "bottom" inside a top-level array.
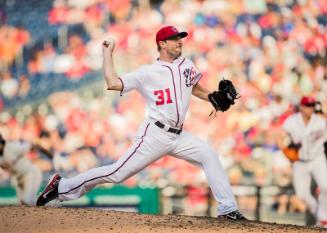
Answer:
[
  {"left": 292, "top": 154, "right": 327, "bottom": 221},
  {"left": 58, "top": 120, "right": 238, "bottom": 214},
  {"left": 14, "top": 165, "right": 42, "bottom": 205}
]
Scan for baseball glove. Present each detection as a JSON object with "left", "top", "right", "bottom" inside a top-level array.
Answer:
[
  {"left": 208, "top": 79, "right": 240, "bottom": 112},
  {"left": 282, "top": 142, "right": 301, "bottom": 162}
]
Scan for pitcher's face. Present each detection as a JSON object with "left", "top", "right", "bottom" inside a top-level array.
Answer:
[{"left": 163, "top": 36, "right": 183, "bottom": 59}]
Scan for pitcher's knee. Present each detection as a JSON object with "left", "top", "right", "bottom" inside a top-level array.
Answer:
[
  {"left": 201, "top": 147, "right": 219, "bottom": 162},
  {"left": 110, "top": 173, "right": 127, "bottom": 184}
]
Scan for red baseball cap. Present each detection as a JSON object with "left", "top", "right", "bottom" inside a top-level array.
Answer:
[
  {"left": 300, "top": 96, "right": 316, "bottom": 106},
  {"left": 156, "top": 26, "right": 188, "bottom": 45}
]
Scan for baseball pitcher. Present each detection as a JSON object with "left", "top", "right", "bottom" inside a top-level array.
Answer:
[{"left": 36, "top": 26, "right": 246, "bottom": 220}]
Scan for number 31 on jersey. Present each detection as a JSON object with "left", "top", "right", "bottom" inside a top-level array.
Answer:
[{"left": 154, "top": 88, "right": 173, "bottom": 105}]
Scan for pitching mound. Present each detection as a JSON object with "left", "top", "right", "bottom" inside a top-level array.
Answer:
[{"left": 0, "top": 206, "right": 326, "bottom": 233}]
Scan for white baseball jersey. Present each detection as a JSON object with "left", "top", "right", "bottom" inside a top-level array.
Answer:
[
  {"left": 0, "top": 141, "right": 42, "bottom": 205},
  {"left": 0, "top": 141, "right": 32, "bottom": 175},
  {"left": 58, "top": 56, "right": 239, "bottom": 215},
  {"left": 283, "top": 112, "right": 327, "bottom": 222},
  {"left": 282, "top": 113, "right": 327, "bottom": 161},
  {"left": 119, "top": 57, "right": 202, "bottom": 128}
]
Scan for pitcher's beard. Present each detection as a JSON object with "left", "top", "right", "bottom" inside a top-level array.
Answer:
[{"left": 168, "top": 49, "right": 182, "bottom": 60}]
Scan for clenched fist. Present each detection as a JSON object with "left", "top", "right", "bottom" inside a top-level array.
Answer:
[{"left": 102, "top": 38, "right": 116, "bottom": 53}]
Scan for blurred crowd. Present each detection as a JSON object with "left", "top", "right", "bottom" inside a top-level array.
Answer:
[{"left": 0, "top": 0, "right": 326, "bottom": 216}]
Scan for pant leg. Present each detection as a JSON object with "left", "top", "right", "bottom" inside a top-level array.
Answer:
[
  {"left": 11, "top": 176, "right": 23, "bottom": 204},
  {"left": 58, "top": 122, "right": 170, "bottom": 201},
  {"left": 311, "top": 155, "right": 327, "bottom": 221},
  {"left": 170, "top": 131, "right": 238, "bottom": 215},
  {"left": 292, "top": 161, "right": 317, "bottom": 215},
  {"left": 21, "top": 165, "right": 42, "bottom": 205}
]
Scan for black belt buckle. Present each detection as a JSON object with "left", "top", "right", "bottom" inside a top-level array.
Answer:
[
  {"left": 168, "top": 127, "right": 182, "bottom": 135},
  {"left": 155, "top": 121, "right": 182, "bottom": 135}
]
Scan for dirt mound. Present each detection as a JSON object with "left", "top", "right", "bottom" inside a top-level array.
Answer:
[{"left": 0, "top": 206, "right": 326, "bottom": 233}]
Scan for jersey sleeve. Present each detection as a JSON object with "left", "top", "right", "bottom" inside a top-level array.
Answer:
[
  {"left": 3, "top": 141, "right": 30, "bottom": 164},
  {"left": 188, "top": 59, "right": 202, "bottom": 86},
  {"left": 119, "top": 67, "right": 145, "bottom": 96},
  {"left": 192, "top": 66, "right": 202, "bottom": 85}
]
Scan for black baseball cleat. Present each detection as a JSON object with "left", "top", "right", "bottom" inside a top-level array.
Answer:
[
  {"left": 217, "top": 210, "right": 247, "bottom": 220},
  {"left": 36, "top": 173, "right": 61, "bottom": 206}
]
